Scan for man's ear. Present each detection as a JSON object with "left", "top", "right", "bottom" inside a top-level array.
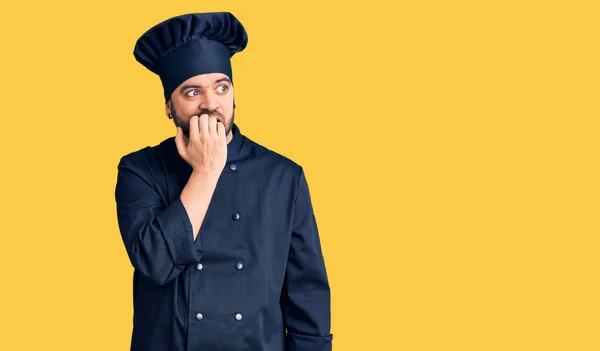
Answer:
[{"left": 165, "top": 100, "right": 172, "bottom": 119}]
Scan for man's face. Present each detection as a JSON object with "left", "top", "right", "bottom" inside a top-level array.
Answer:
[{"left": 166, "top": 72, "right": 235, "bottom": 139}]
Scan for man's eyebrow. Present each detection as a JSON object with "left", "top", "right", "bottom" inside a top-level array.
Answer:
[
  {"left": 180, "top": 85, "right": 201, "bottom": 93},
  {"left": 215, "top": 77, "right": 232, "bottom": 85},
  {"left": 179, "top": 78, "right": 232, "bottom": 93}
]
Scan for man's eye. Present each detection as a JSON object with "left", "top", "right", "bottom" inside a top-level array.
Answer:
[
  {"left": 186, "top": 90, "right": 200, "bottom": 97},
  {"left": 217, "top": 85, "right": 228, "bottom": 93}
]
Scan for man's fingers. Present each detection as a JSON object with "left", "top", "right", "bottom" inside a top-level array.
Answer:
[
  {"left": 199, "top": 114, "right": 209, "bottom": 137},
  {"left": 208, "top": 116, "right": 218, "bottom": 137},
  {"left": 217, "top": 122, "right": 226, "bottom": 141},
  {"left": 189, "top": 115, "right": 200, "bottom": 141},
  {"left": 174, "top": 127, "right": 187, "bottom": 157}
]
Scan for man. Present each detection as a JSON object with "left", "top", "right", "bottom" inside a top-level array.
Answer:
[{"left": 114, "top": 12, "right": 333, "bottom": 351}]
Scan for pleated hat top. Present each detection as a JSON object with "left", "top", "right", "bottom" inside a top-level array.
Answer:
[{"left": 133, "top": 12, "right": 248, "bottom": 101}]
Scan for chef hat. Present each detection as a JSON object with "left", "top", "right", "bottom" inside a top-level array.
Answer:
[{"left": 133, "top": 12, "right": 248, "bottom": 102}]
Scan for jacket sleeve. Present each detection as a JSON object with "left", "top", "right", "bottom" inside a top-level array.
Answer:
[
  {"left": 115, "top": 154, "right": 201, "bottom": 286},
  {"left": 282, "top": 168, "right": 333, "bottom": 350}
]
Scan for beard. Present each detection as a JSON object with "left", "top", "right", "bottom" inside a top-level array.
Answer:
[{"left": 171, "top": 101, "right": 235, "bottom": 139}]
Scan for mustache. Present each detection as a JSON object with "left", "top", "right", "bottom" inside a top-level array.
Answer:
[
  {"left": 198, "top": 109, "right": 224, "bottom": 120},
  {"left": 182, "top": 111, "right": 225, "bottom": 137}
]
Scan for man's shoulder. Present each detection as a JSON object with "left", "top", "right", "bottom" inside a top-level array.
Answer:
[
  {"left": 116, "top": 137, "right": 174, "bottom": 170},
  {"left": 117, "top": 134, "right": 306, "bottom": 176},
  {"left": 245, "top": 136, "right": 304, "bottom": 174}
]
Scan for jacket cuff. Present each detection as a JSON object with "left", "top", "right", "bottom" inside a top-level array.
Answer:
[{"left": 286, "top": 332, "right": 333, "bottom": 351}]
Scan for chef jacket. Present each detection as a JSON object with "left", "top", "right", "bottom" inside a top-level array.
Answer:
[{"left": 114, "top": 123, "right": 333, "bottom": 351}]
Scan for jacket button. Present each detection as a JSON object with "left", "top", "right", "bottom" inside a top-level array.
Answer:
[
  {"left": 195, "top": 263, "right": 203, "bottom": 271},
  {"left": 195, "top": 313, "right": 203, "bottom": 320},
  {"left": 232, "top": 213, "right": 240, "bottom": 220},
  {"left": 229, "top": 164, "right": 237, "bottom": 171},
  {"left": 235, "top": 313, "right": 243, "bottom": 321},
  {"left": 235, "top": 262, "right": 243, "bottom": 270}
]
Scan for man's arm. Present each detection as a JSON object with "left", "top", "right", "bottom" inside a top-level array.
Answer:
[
  {"left": 180, "top": 169, "right": 220, "bottom": 239},
  {"left": 281, "top": 167, "right": 333, "bottom": 350},
  {"left": 114, "top": 154, "right": 217, "bottom": 286}
]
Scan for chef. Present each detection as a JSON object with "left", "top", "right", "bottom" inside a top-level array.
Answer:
[{"left": 114, "top": 11, "right": 333, "bottom": 351}]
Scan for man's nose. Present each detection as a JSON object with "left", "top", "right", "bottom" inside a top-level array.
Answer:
[{"left": 200, "top": 91, "right": 219, "bottom": 111}]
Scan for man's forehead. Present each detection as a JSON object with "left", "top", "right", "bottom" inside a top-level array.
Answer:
[{"left": 178, "top": 73, "right": 231, "bottom": 87}]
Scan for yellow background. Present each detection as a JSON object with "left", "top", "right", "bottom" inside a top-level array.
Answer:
[{"left": 0, "top": 0, "right": 598, "bottom": 350}]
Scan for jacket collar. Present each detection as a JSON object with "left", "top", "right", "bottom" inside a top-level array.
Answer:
[{"left": 226, "top": 122, "right": 245, "bottom": 162}]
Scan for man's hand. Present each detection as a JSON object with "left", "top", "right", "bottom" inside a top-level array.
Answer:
[{"left": 175, "top": 114, "right": 227, "bottom": 175}]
